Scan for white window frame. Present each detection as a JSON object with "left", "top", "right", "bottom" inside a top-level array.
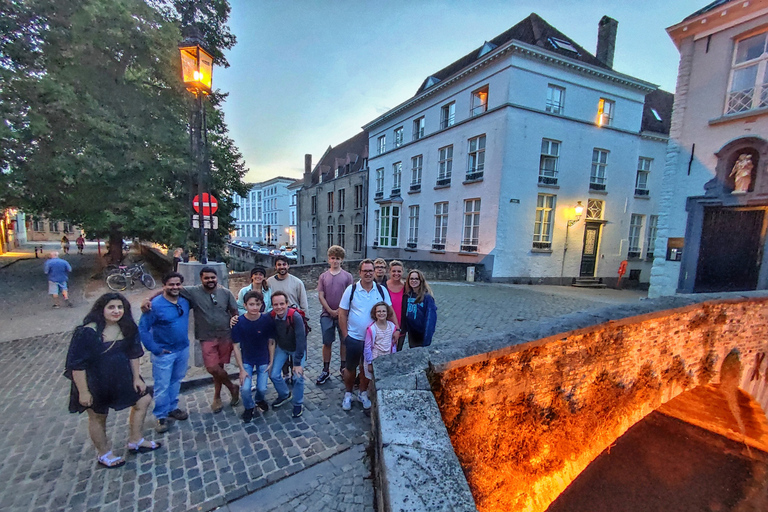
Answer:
[
  {"left": 539, "top": 139, "right": 560, "bottom": 185},
  {"left": 533, "top": 194, "right": 556, "bottom": 249},
  {"left": 413, "top": 117, "right": 425, "bottom": 140},
  {"left": 410, "top": 155, "right": 423, "bottom": 191},
  {"left": 392, "top": 162, "right": 402, "bottom": 192},
  {"left": 394, "top": 127, "right": 404, "bottom": 148},
  {"left": 726, "top": 31, "right": 768, "bottom": 114},
  {"left": 467, "top": 135, "right": 486, "bottom": 180},
  {"left": 462, "top": 199, "right": 481, "bottom": 252},
  {"left": 433, "top": 202, "right": 449, "bottom": 250},
  {"left": 646, "top": 215, "right": 658, "bottom": 260},
  {"left": 590, "top": 148, "right": 609, "bottom": 190},
  {"left": 597, "top": 98, "right": 614, "bottom": 126},
  {"left": 440, "top": 102, "right": 455, "bottom": 129},
  {"left": 437, "top": 145, "right": 453, "bottom": 186},
  {"left": 377, "top": 135, "right": 386, "bottom": 155},
  {"left": 408, "top": 205, "right": 419, "bottom": 248},
  {"left": 379, "top": 205, "right": 400, "bottom": 248},
  {"left": 373, "top": 209, "right": 380, "bottom": 246},
  {"left": 628, "top": 214, "right": 644, "bottom": 258},
  {"left": 635, "top": 157, "right": 652, "bottom": 196},
  {"left": 546, "top": 84, "right": 565, "bottom": 114},
  {"left": 375, "top": 168, "right": 384, "bottom": 195},
  {"left": 471, "top": 85, "right": 489, "bottom": 116}
]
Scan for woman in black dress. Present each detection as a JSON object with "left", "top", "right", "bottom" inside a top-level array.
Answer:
[{"left": 65, "top": 293, "right": 161, "bottom": 468}]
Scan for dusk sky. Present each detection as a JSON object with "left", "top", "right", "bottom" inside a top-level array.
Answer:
[{"left": 216, "top": 0, "right": 709, "bottom": 184}]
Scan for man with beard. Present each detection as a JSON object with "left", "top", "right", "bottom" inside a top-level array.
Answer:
[
  {"left": 267, "top": 255, "right": 309, "bottom": 313},
  {"left": 139, "top": 272, "right": 191, "bottom": 433}
]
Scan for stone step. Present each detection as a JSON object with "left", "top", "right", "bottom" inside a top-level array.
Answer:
[{"left": 571, "top": 278, "right": 607, "bottom": 288}]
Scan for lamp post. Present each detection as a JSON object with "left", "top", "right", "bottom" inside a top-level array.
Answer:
[
  {"left": 561, "top": 201, "right": 585, "bottom": 282},
  {"left": 179, "top": 29, "right": 214, "bottom": 264}
]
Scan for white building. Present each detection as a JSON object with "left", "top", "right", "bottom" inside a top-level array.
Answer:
[
  {"left": 232, "top": 176, "right": 296, "bottom": 246},
  {"left": 649, "top": 0, "right": 768, "bottom": 296},
  {"left": 363, "top": 14, "right": 671, "bottom": 285}
]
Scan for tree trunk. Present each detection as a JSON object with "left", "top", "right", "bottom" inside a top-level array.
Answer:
[{"left": 107, "top": 228, "right": 123, "bottom": 265}]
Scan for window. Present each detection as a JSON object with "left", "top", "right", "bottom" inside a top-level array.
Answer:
[
  {"left": 373, "top": 209, "right": 380, "bottom": 246},
  {"left": 311, "top": 218, "right": 317, "bottom": 248},
  {"left": 410, "top": 155, "right": 423, "bottom": 192},
  {"left": 337, "top": 223, "right": 346, "bottom": 248},
  {"left": 590, "top": 149, "right": 609, "bottom": 191},
  {"left": 338, "top": 189, "right": 346, "bottom": 211},
  {"left": 413, "top": 117, "right": 425, "bottom": 140},
  {"left": 597, "top": 98, "right": 614, "bottom": 126},
  {"left": 394, "top": 127, "right": 404, "bottom": 148},
  {"left": 727, "top": 32, "right": 768, "bottom": 113},
  {"left": 437, "top": 145, "right": 453, "bottom": 186},
  {"left": 467, "top": 135, "right": 486, "bottom": 180},
  {"left": 440, "top": 102, "right": 455, "bottom": 129},
  {"left": 546, "top": 84, "right": 565, "bottom": 114},
  {"left": 327, "top": 191, "right": 334, "bottom": 212},
  {"left": 533, "top": 194, "right": 556, "bottom": 249},
  {"left": 462, "top": 199, "right": 481, "bottom": 252},
  {"left": 635, "top": 157, "right": 652, "bottom": 196},
  {"left": 375, "top": 168, "right": 384, "bottom": 197},
  {"left": 646, "top": 215, "right": 658, "bottom": 260},
  {"left": 62, "top": 222, "right": 71, "bottom": 233},
  {"left": 377, "top": 135, "right": 386, "bottom": 155},
  {"left": 354, "top": 184, "right": 364, "bottom": 209},
  {"left": 471, "top": 86, "right": 488, "bottom": 116},
  {"left": 311, "top": 196, "right": 317, "bottom": 215},
  {"left": 628, "top": 214, "right": 644, "bottom": 258},
  {"left": 334, "top": 167, "right": 340, "bottom": 179},
  {"left": 379, "top": 205, "right": 400, "bottom": 247},
  {"left": 33, "top": 219, "right": 44, "bottom": 231},
  {"left": 539, "top": 139, "right": 560, "bottom": 185},
  {"left": 49, "top": 221, "right": 58, "bottom": 232},
  {"left": 408, "top": 205, "right": 420, "bottom": 248},
  {"left": 433, "top": 202, "right": 449, "bottom": 250},
  {"left": 392, "top": 162, "right": 402, "bottom": 194},
  {"left": 586, "top": 200, "right": 603, "bottom": 220},
  {"left": 327, "top": 218, "right": 334, "bottom": 248},
  {"left": 354, "top": 220, "right": 363, "bottom": 252}
]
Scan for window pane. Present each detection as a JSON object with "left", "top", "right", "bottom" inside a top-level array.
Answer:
[
  {"left": 735, "top": 33, "right": 767, "bottom": 64},
  {"left": 732, "top": 65, "right": 758, "bottom": 92}
]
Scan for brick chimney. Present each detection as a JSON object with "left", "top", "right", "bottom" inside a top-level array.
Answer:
[
  {"left": 596, "top": 16, "right": 618, "bottom": 68},
  {"left": 303, "top": 154, "right": 312, "bottom": 186}
]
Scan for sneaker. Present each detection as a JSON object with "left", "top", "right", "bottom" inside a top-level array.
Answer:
[
  {"left": 241, "top": 408, "right": 254, "bottom": 423},
  {"left": 359, "top": 391, "right": 372, "bottom": 411},
  {"left": 316, "top": 370, "right": 330, "bottom": 385},
  {"left": 272, "top": 392, "right": 292, "bottom": 409},
  {"left": 155, "top": 418, "right": 169, "bottom": 434},
  {"left": 168, "top": 409, "right": 188, "bottom": 421},
  {"left": 292, "top": 405, "right": 303, "bottom": 418},
  {"left": 256, "top": 400, "right": 269, "bottom": 412},
  {"left": 342, "top": 392, "right": 353, "bottom": 411}
]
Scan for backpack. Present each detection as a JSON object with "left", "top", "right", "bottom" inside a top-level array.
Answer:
[
  {"left": 271, "top": 307, "right": 311, "bottom": 334},
  {"left": 348, "top": 282, "right": 386, "bottom": 309}
]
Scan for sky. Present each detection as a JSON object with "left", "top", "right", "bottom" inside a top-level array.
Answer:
[{"left": 215, "top": 0, "right": 709, "bottom": 184}]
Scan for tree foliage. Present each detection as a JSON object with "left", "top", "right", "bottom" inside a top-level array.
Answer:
[{"left": 0, "top": 0, "right": 247, "bottom": 262}]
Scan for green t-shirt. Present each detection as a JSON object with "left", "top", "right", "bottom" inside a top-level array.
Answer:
[{"left": 180, "top": 285, "right": 238, "bottom": 340}]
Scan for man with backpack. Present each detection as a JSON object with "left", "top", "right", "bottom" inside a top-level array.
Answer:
[
  {"left": 269, "top": 291, "right": 307, "bottom": 418},
  {"left": 338, "top": 259, "right": 397, "bottom": 412}
]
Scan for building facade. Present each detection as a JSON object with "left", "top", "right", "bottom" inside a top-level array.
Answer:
[
  {"left": 232, "top": 185, "right": 262, "bottom": 243},
  {"left": 649, "top": 0, "right": 768, "bottom": 297},
  {"left": 25, "top": 216, "right": 79, "bottom": 243},
  {"left": 363, "top": 14, "right": 671, "bottom": 284},
  {"left": 296, "top": 131, "right": 369, "bottom": 264},
  {"left": 232, "top": 176, "right": 296, "bottom": 246}
]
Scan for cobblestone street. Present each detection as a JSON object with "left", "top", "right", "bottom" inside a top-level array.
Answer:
[{"left": 0, "top": 247, "right": 645, "bottom": 512}]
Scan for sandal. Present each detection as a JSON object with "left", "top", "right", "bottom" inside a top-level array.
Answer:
[
  {"left": 97, "top": 451, "right": 125, "bottom": 469},
  {"left": 127, "top": 438, "right": 162, "bottom": 454}
]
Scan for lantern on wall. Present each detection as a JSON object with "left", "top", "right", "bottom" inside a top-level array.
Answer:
[{"left": 179, "top": 41, "right": 213, "bottom": 94}]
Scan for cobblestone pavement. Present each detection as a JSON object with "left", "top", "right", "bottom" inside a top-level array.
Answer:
[{"left": 0, "top": 252, "right": 646, "bottom": 512}]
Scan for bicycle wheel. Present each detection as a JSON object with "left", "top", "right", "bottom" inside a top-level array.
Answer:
[
  {"left": 106, "top": 273, "right": 128, "bottom": 291},
  {"left": 141, "top": 273, "right": 156, "bottom": 290}
]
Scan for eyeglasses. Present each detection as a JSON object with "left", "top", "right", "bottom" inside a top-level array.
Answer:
[
  {"left": 361, "top": 269, "right": 374, "bottom": 273},
  {"left": 210, "top": 294, "right": 218, "bottom": 305},
  {"left": 374, "top": 266, "right": 386, "bottom": 270},
  {"left": 173, "top": 303, "right": 184, "bottom": 316}
]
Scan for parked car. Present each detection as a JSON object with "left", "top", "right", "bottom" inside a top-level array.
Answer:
[
  {"left": 269, "top": 249, "right": 281, "bottom": 256},
  {"left": 258, "top": 247, "right": 270, "bottom": 255},
  {"left": 285, "top": 250, "right": 298, "bottom": 260}
]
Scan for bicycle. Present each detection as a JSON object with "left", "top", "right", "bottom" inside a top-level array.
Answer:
[{"left": 105, "top": 262, "right": 156, "bottom": 291}]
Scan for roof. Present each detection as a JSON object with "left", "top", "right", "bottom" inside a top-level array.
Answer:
[
  {"left": 415, "top": 13, "right": 610, "bottom": 95},
  {"left": 309, "top": 131, "right": 369, "bottom": 186},
  {"left": 683, "top": 0, "right": 734, "bottom": 21},
  {"left": 641, "top": 89, "right": 674, "bottom": 135}
]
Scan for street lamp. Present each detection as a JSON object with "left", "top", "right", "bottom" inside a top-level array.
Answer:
[
  {"left": 568, "top": 201, "right": 584, "bottom": 227},
  {"left": 179, "top": 29, "right": 213, "bottom": 263},
  {"left": 561, "top": 201, "right": 585, "bottom": 282}
]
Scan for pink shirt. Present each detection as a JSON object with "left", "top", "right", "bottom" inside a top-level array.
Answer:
[{"left": 388, "top": 286, "right": 404, "bottom": 326}]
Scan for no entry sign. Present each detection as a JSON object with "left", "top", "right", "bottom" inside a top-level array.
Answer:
[{"left": 193, "top": 193, "right": 218, "bottom": 216}]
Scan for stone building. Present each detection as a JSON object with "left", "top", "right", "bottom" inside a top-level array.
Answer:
[
  {"left": 25, "top": 216, "right": 79, "bottom": 243},
  {"left": 363, "top": 13, "right": 671, "bottom": 285},
  {"left": 650, "top": 0, "right": 768, "bottom": 296},
  {"left": 296, "top": 131, "right": 369, "bottom": 264}
]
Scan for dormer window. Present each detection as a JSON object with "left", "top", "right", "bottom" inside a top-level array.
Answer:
[
  {"left": 548, "top": 37, "right": 579, "bottom": 54},
  {"left": 478, "top": 41, "right": 498, "bottom": 58}
]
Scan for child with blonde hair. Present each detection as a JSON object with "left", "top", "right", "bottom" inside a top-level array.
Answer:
[{"left": 363, "top": 301, "right": 398, "bottom": 380}]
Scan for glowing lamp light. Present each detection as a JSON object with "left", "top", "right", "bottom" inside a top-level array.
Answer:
[
  {"left": 574, "top": 201, "right": 584, "bottom": 219},
  {"left": 179, "top": 43, "right": 213, "bottom": 94}
]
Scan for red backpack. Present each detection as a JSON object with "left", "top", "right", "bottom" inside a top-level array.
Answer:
[{"left": 271, "top": 307, "right": 312, "bottom": 334}]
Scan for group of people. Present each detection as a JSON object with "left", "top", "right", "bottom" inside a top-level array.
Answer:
[
  {"left": 60, "top": 234, "right": 86, "bottom": 255},
  {"left": 64, "top": 248, "right": 437, "bottom": 468}
]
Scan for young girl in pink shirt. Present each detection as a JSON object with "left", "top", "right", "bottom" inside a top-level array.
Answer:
[{"left": 363, "top": 302, "right": 398, "bottom": 380}]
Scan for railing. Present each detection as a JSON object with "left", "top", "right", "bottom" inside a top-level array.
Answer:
[
  {"left": 374, "top": 191, "right": 384, "bottom": 199},
  {"left": 627, "top": 250, "right": 641, "bottom": 259},
  {"left": 407, "top": 242, "right": 417, "bottom": 249},
  {"left": 532, "top": 241, "right": 551, "bottom": 250},
  {"left": 436, "top": 177, "right": 451, "bottom": 187},
  {"left": 390, "top": 188, "right": 401, "bottom": 197},
  {"left": 460, "top": 244, "right": 477, "bottom": 253},
  {"left": 465, "top": 171, "right": 483, "bottom": 181},
  {"left": 635, "top": 188, "right": 649, "bottom": 196},
  {"left": 409, "top": 183, "right": 421, "bottom": 192},
  {"left": 589, "top": 182, "right": 606, "bottom": 191},
  {"left": 432, "top": 243, "right": 445, "bottom": 251},
  {"left": 538, "top": 175, "right": 557, "bottom": 185}
]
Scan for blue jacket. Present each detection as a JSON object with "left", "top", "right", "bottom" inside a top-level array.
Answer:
[
  {"left": 44, "top": 258, "right": 71, "bottom": 283},
  {"left": 139, "top": 296, "right": 191, "bottom": 355},
  {"left": 401, "top": 292, "right": 437, "bottom": 346}
]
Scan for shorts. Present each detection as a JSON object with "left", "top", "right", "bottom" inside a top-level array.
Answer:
[
  {"left": 48, "top": 281, "right": 67, "bottom": 295},
  {"left": 320, "top": 316, "right": 343, "bottom": 346},
  {"left": 344, "top": 335, "right": 364, "bottom": 372},
  {"left": 200, "top": 337, "right": 233, "bottom": 367}
]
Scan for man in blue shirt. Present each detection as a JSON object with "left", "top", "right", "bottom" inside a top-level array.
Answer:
[
  {"left": 139, "top": 272, "right": 191, "bottom": 433},
  {"left": 43, "top": 251, "right": 72, "bottom": 308}
]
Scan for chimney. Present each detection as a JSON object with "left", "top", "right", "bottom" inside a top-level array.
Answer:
[
  {"left": 596, "top": 16, "right": 618, "bottom": 68},
  {"left": 303, "top": 154, "right": 312, "bottom": 186}
]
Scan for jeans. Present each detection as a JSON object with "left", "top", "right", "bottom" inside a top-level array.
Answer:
[
  {"left": 241, "top": 362, "right": 269, "bottom": 410},
  {"left": 151, "top": 346, "right": 189, "bottom": 419},
  {"left": 270, "top": 346, "right": 305, "bottom": 406}
]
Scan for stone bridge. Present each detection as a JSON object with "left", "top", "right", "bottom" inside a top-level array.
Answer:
[{"left": 372, "top": 293, "right": 768, "bottom": 512}]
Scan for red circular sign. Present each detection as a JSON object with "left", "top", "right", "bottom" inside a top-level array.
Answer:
[{"left": 193, "top": 193, "right": 218, "bottom": 215}]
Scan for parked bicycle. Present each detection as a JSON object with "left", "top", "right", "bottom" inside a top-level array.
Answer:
[{"left": 105, "top": 262, "right": 156, "bottom": 291}]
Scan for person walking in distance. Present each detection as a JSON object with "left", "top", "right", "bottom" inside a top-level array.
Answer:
[
  {"left": 316, "top": 245, "right": 353, "bottom": 385},
  {"left": 44, "top": 250, "right": 72, "bottom": 308},
  {"left": 338, "top": 260, "right": 397, "bottom": 411},
  {"left": 401, "top": 269, "right": 437, "bottom": 349},
  {"left": 269, "top": 292, "right": 307, "bottom": 418},
  {"left": 76, "top": 234, "right": 85, "bottom": 255},
  {"left": 138, "top": 272, "right": 191, "bottom": 434}
]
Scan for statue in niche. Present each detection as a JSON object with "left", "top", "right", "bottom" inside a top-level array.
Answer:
[{"left": 729, "top": 153, "right": 754, "bottom": 194}]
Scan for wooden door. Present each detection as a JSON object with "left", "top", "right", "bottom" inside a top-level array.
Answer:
[{"left": 579, "top": 222, "right": 602, "bottom": 277}]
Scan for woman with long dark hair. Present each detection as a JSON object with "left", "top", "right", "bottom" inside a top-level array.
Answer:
[
  {"left": 65, "top": 293, "right": 160, "bottom": 468},
  {"left": 400, "top": 269, "right": 438, "bottom": 349}
]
